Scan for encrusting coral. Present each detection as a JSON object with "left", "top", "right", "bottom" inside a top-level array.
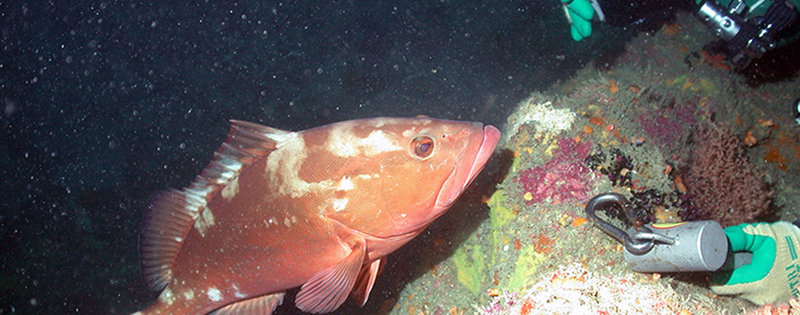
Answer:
[
  {"left": 682, "top": 124, "right": 773, "bottom": 227},
  {"left": 516, "top": 137, "right": 593, "bottom": 204}
]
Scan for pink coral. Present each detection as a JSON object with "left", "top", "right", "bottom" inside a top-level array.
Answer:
[
  {"left": 516, "top": 137, "right": 592, "bottom": 204},
  {"left": 635, "top": 101, "right": 702, "bottom": 152}
]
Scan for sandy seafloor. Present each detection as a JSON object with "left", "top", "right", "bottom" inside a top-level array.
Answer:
[{"left": 312, "top": 12, "right": 800, "bottom": 315}]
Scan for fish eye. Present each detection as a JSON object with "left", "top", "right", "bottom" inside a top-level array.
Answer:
[{"left": 410, "top": 136, "right": 434, "bottom": 159}]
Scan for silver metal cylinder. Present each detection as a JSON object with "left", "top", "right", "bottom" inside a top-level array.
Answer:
[
  {"left": 623, "top": 220, "right": 728, "bottom": 272},
  {"left": 697, "top": 1, "right": 742, "bottom": 41}
]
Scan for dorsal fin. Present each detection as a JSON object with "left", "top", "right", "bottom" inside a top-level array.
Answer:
[{"left": 140, "top": 120, "right": 293, "bottom": 291}]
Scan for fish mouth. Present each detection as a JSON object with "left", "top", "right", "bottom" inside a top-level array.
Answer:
[{"left": 434, "top": 124, "right": 501, "bottom": 209}]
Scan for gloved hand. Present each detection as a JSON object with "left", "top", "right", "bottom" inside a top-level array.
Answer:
[
  {"left": 711, "top": 221, "right": 800, "bottom": 305},
  {"left": 561, "top": 0, "right": 595, "bottom": 41}
]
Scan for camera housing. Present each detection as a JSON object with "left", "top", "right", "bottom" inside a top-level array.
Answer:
[{"left": 696, "top": 0, "right": 798, "bottom": 68}]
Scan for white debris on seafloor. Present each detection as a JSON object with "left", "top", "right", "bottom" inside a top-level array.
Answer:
[
  {"left": 477, "top": 263, "right": 722, "bottom": 315},
  {"left": 504, "top": 98, "right": 575, "bottom": 142}
]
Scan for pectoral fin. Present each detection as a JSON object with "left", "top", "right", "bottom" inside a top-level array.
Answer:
[{"left": 295, "top": 239, "right": 366, "bottom": 313}]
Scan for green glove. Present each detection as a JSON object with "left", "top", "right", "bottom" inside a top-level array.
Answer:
[
  {"left": 561, "top": 0, "right": 595, "bottom": 41},
  {"left": 711, "top": 221, "right": 800, "bottom": 305}
]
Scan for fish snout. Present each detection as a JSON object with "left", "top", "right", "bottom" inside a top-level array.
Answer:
[{"left": 435, "top": 124, "right": 500, "bottom": 208}]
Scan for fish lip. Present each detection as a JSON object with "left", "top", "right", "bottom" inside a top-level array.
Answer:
[
  {"left": 467, "top": 125, "right": 501, "bottom": 186},
  {"left": 434, "top": 124, "right": 501, "bottom": 209}
]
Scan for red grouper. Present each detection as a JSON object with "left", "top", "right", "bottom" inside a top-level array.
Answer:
[{"left": 134, "top": 117, "right": 501, "bottom": 314}]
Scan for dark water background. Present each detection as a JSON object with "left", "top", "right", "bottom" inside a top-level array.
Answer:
[{"left": 0, "top": 1, "right": 639, "bottom": 313}]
